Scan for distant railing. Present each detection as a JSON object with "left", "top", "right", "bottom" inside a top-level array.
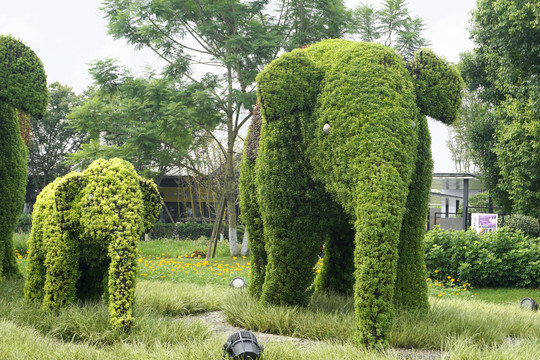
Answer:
[{"left": 428, "top": 206, "right": 505, "bottom": 231}]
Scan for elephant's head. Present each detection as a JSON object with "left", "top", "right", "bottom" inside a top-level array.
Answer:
[
  {"left": 257, "top": 41, "right": 464, "bottom": 216},
  {"left": 0, "top": 35, "right": 48, "bottom": 117},
  {"left": 54, "top": 158, "right": 161, "bottom": 241}
]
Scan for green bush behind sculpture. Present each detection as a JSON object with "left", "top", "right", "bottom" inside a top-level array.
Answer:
[
  {"left": 239, "top": 39, "right": 463, "bottom": 348},
  {"left": 0, "top": 35, "right": 48, "bottom": 278},
  {"left": 504, "top": 214, "right": 540, "bottom": 239},
  {"left": 24, "top": 158, "right": 161, "bottom": 330},
  {"left": 425, "top": 227, "right": 540, "bottom": 288}
]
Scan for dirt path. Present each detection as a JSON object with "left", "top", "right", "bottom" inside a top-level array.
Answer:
[{"left": 185, "top": 311, "right": 449, "bottom": 359}]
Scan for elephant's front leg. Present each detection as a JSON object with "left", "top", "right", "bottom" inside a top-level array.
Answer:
[
  {"left": 107, "top": 232, "right": 138, "bottom": 330},
  {"left": 42, "top": 232, "right": 80, "bottom": 311},
  {"left": 394, "top": 114, "right": 432, "bottom": 311},
  {"left": 255, "top": 51, "right": 328, "bottom": 307},
  {"left": 353, "top": 162, "right": 411, "bottom": 348}
]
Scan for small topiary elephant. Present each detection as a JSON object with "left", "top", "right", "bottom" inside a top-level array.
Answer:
[
  {"left": 0, "top": 35, "right": 48, "bottom": 278},
  {"left": 239, "top": 40, "right": 463, "bottom": 347},
  {"left": 24, "top": 158, "right": 161, "bottom": 329}
]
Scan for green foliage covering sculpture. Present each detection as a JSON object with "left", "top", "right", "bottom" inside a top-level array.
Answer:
[
  {"left": 24, "top": 158, "right": 161, "bottom": 330},
  {"left": 239, "top": 39, "right": 463, "bottom": 348},
  {"left": 0, "top": 35, "right": 48, "bottom": 278}
]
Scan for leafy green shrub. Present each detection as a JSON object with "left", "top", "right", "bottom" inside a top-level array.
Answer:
[
  {"left": 425, "top": 227, "right": 540, "bottom": 288},
  {"left": 149, "top": 222, "right": 243, "bottom": 240},
  {"left": 503, "top": 214, "right": 540, "bottom": 238},
  {"left": 15, "top": 212, "right": 32, "bottom": 233},
  {"left": 150, "top": 222, "right": 212, "bottom": 239}
]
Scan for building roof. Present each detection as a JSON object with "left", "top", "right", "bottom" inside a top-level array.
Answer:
[{"left": 431, "top": 173, "right": 485, "bottom": 192}]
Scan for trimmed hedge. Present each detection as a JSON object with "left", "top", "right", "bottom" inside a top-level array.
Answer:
[
  {"left": 24, "top": 158, "right": 161, "bottom": 330},
  {"left": 425, "top": 227, "right": 540, "bottom": 288},
  {"left": 393, "top": 112, "right": 432, "bottom": 311},
  {"left": 0, "top": 35, "right": 48, "bottom": 278},
  {"left": 149, "top": 222, "right": 244, "bottom": 240},
  {"left": 0, "top": 35, "right": 48, "bottom": 117}
]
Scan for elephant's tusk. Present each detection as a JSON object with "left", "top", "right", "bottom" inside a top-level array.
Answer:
[{"left": 323, "top": 123, "right": 331, "bottom": 134}]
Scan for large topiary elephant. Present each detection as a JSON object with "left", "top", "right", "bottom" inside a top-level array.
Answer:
[
  {"left": 24, "top": 158, "right": 161, "bottom": 330},
  {"left": 0, "top": 35, "right": 48, "bottom": 277},
  {"left": 239, "top": 39, "right": 463, "bottom": 347}
]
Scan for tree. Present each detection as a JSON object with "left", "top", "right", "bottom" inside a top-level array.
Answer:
[
  {"left": 351, "top": 0, "right": 429, "bottom": 59},
  {"left": 27, "top": 82, "right": 85, "bottom": 192},
  {"left": 460, "top": 0, "right": 540, "bottom": 217},
  {"left": 100, "top": 0, "right": 351, "bottom": 255},
  {"left": 286, "top": 0, "right": 351, "bottom": 50},
  {"left": 68, "top": 59, "right": 222, "bottom": 184},
  {"left": 446, "top": 90, "right": 483, "bottom": 173}
]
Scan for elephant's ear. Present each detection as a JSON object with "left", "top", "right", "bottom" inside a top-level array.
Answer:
[
  {"left": 0, "top": 35, "right": 48, "bottom": 118},
  {"left": 256, "top": 51, "right": 323, "bottom": 123},
  {"left": 140, "top": 179, "right": 162, "bottom": 234},
  {"left": 54, "top": 172, "right": 85, "bottom": 230},
  {"left": 407, "top": 49, "right": 464, "bottom": 125}
]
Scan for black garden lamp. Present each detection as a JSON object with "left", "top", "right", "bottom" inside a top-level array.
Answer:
[
  {"left": 222, "top": 330, "right": 263, "bottom": 359},
  {"left": 520, "top": 297, "right": 538, "bottom": 311}
]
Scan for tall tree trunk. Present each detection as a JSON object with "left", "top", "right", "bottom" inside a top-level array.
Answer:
[
  {"left": 206, "top": 191, "right": 226, "bottom": 260},
  {"left": 225, "top": 62, "right": 240, "bottom": 256},
  {"left": 241, "top": 228, "right": 249, "bottom": 256},
  {"left": 226, "top": 132, "right": 239, "bottom": 256}
]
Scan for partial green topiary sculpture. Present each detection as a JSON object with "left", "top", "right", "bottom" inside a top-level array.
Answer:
[
  {"left": 24, "top": 158, "right": 161, "bottom": 330},
  {"left": 0, "top": 35, "right": 48, "bottom": 278},
  {"left": 239, "top": 40, "right": 463, "bottom": 348}
]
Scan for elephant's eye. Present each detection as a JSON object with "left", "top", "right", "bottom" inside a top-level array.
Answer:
[
  {"left": 323, "top": 123, "right": 331, "bottom": 135},
  {"left": 88, "top": 193, "right": 94, "bottom": 199},
  {"left": 411, "top": 121, "right": 416, "bottom": 128}
]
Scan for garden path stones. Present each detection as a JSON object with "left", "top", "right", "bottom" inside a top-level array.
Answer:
[
  {"left": 184, "top": 311, "right": 449, "bottom": 359},
  {"left": 185, "top": 311, "right": 315, "bottom": 346}
]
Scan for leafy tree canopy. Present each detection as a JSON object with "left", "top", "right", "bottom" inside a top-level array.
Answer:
[
  {"left": 99, "top": 0, "right": 353, "bottom": 255},
  {"left": 68, "top": 59, "right": 222, "bottom": 181},
  {"left": 459, "top": 0, "right": 540, "bottom": 217},
  {"left": 351, "top": 0, "right": 430, "bottom": 59},
  {"left": 28, "top": 82, "right": 85, "bottom": 192}
]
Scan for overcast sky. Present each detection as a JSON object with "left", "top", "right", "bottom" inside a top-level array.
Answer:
[{"left": 1, "top": 0, "right": 478, "bottom": 173}]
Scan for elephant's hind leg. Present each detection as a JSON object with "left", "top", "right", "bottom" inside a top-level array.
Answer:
[{"left": 24, "top": 231, "right": 47, "bottom": 302}]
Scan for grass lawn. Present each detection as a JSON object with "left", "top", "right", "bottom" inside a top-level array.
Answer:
[
  {"left": 472, "top": 288, "right": 540, "bottom": 305},
  {"left": 4, "top": 234, "right": 540, "bottom": 359}
]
